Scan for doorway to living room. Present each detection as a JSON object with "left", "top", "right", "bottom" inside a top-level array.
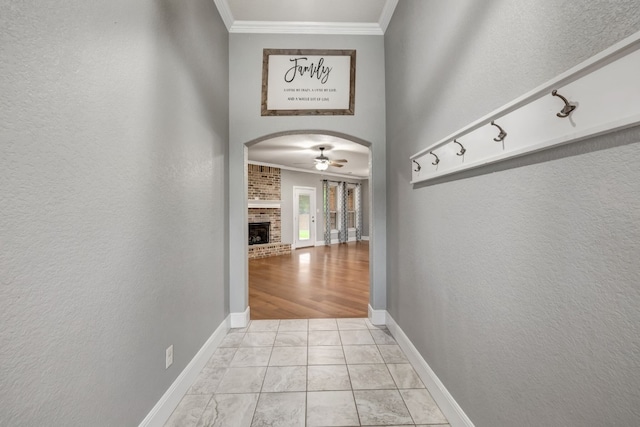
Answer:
[{"left": 246, "top": 132, "right": 371, "bottom": 319}]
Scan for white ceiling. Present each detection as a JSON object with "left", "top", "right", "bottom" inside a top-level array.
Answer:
[
  {"left": 214, "top": 0, "right": 398, "bottom": 35},
  {"left": 218, "top": 0, "right": 395, "bottom": 179},
  {"left": 248, "top": 134, "right": 370, "bottom": 178}
]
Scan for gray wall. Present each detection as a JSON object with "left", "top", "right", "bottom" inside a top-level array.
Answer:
[
  {"left": 230, "top": 34, "right": 386, "bottom": 314},
  {"left": 279, "top": 168, "right": 368, "bottom": 245},
  {"left": 0, "top": 1, "right": 229, "bottom": 425},
  {"left": 385, "top": 1, "right": 640, "bottom": 426}
]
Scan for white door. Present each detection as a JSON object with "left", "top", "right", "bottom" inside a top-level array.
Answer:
[{"left": 293, "top": 187, "right": 316, "bottom": 248}]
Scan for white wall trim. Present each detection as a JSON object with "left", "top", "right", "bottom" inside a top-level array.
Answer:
[
  {"left": 368, "top": 305, "right": 386, "bottom": 325},
  {"left": 230, "top": 306, "right": 250, "bottom": 328},
  {"left": 212, "top": 0, "right": 234, "bottom": 31},
  {"left": 379, "top": 0, "right": 399, "bottom": 33},
  {"left": 362, "top": 236, "right": 370, "bottom": 241},
  {"left": 385, "top": 312, "right": 474, "bottom": 427},
  {"left": 229, "top": 21, "right": 383, "bottom": 35},
  {"left": 138, "top": 315, "right": 230, "bottom": 427}
]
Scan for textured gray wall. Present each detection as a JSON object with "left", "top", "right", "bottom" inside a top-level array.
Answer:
[
  {"left": 279, "top": 169, "right": 368, "bottom": 244},
  {"left": 0, "top": 1, "right": 229, "bottom": 425},
  {"left": 385, "top": 1, "right": 640, "bottom": 426},
  {"left": 229, "top": 34, "right": 387, "bottom": 313}
]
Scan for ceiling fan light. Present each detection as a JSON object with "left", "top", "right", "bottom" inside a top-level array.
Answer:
[{"left": 315, "top": 161, "right": 329, "bottom": 171}]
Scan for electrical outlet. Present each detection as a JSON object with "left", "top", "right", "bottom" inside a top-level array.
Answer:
[{"left": 166, "top": 345, "right": 173, "bottom": 369}]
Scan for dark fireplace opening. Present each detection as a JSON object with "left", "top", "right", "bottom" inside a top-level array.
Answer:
[{"left": 249, "top": 222, "right": 270, "bottom": 245}]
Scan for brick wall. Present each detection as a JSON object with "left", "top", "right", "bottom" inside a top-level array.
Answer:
[
  {"left": 248, "top": 164, "right": 280, "bottom": 200},
  {"left": 248, "top": 164, "right": 288, "bottom": 259}
]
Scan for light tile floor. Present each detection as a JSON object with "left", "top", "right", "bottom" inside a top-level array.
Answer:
[{"left": 165, "top": 318, "right": 450, "bottom": 427}]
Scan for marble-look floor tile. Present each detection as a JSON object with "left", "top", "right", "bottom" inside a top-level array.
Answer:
[
  {"left": 241, "top": 332, "right": 276, "bottom": 347},
  {"left": 307, "top": 391, "right": 359, "bottom": 426},
  {"left": 339, "top": 329, "right": 375, "bottom": 345},
  {"left": 353, "top": 390, "right": 413, "bottom": 426},
  {"left": 164, "top": 394, "right": 210, "bottom": 427},
  {"left": 337, "top": 318, "right": 368, "bottom": 330},
  {"left": 378, "top": 345, "right": 408, "bottom": 364},
  {"left": 195, "top": 393, "right": 259, "bottom": 427},
  {"left": 416, "top": 425, "right": 450, "bottom": 427},
  {"left": 269, "top": 346, "right": 307, "bottom": 366},
  {"left": 307, "top": 365, "right": 351, "bottom": 391},
  {"left": 278, "top": 319, "right": 308, "bottom": 331},
  {"left": 308, "top": 318, "right": 338, "bottom": 331},
  {"left": 205, "top": 347, "right": 237, "bottom": 368},
  {"left": 308, "top": 330, "right": 341, "bottom": 346},
  {"left": 251, "top": 392, "right": 306, "bottom": 427},
  {"left": 248, "top": 319, "right": 280, "bottom": 332},
  {"left": 348, "top": 364, "right": 396, "bottom": 390},
  {"left": 228, "top": 326, "right": 248, "bottom": 333},
  {"left": 400, "top": 389, "right": 448, "bottom": 424},
  {"left": 262, "top": 366, "right": 307, "bottom": 392},
  {"left": 274, "top": 331, "right": 308, "bottom": 347},
  {"left": 387, "top": 364, "right": 424, "bottom": 389},
  {"left": 216, "top": 367, "right": 267, "bottom": 393},
  {"left": 365, "top": 319, "right": 387, "bottom": 330},
  {"left": 343, "top": 345, "right": 384, "bottom": 364},
  {"left": 230, "top": 347, "right": 272, "bottom": 367},
  {"left": 370, "top": 328, "right": 397, "bottom": 345},
  {"left": 187, "top": 366, "right": 227, "bottom": 394},
  {"left": 219, "top": 333, "right": 244, "bottom": 348},
  {"left": 308, "top": 346, "right": 345, "bottom": 365}
]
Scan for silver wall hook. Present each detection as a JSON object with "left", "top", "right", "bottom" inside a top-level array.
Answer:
[
  {"left": 491, "top": 120, "right": 507, "bottom": 142},
  {"left": 551, "top": 89, "right": 576, "bottom": 118},
  {"left": 412, "top": 159, "right": 421, "bottom": 172},
  {"left": 453, "top": 139, "right": 466, "bottom": 156},
  {"left": 430, "top": 151, "right": 440, "bottom": 166}
]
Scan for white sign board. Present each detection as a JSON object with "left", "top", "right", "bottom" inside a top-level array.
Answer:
[{"left": 262, "top": 49, "right": 356, "bottom": 116}]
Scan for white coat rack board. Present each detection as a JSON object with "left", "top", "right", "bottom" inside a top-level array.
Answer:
[{"left": 410, "top": 30, "right": 640, "bottom": 185}]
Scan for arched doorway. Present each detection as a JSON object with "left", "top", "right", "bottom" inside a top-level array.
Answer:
[
  {"left": 228, "top": 130, "right": 387, "bottom": 327},
  {"left": 246, "top": 133, "right": 371, "bottom": 318}
]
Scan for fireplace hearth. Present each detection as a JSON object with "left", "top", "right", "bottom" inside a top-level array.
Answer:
[{"left": 248, "top": 222, "right": 270, "bottom": 245}]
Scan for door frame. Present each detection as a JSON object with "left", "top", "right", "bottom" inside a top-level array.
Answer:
[{"left": 293, "top": 186, "right": 316, "bottom": 249}]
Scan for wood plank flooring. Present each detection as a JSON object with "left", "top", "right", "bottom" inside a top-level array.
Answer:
[{"left": 249, "top": 241, "right": 370, "bottom": 319}]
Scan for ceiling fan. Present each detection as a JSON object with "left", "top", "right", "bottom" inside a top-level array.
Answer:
[{"left": 313, "top": 147, "right": 347, "bottom": 171}]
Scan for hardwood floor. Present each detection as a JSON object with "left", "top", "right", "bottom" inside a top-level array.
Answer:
[{"left": 249, "top": 241, "right": 370, "bottom": 319}]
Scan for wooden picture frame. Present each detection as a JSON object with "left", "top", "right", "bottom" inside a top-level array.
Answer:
[{"left": 261, "top": 49, "right": 356, "bottom": 116}]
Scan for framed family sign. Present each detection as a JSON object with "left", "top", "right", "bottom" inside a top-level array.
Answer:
[{"left": 261, "top": 49, "right": 356, "bottom": 116}]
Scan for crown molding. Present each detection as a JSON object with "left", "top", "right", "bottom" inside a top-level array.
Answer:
[
  {"left": 229, "top": 21, "right": 383, "bottom": 35},
  {"left": 213, "top": 0, "right": 234, "bottom": 31},
  {"left": 248, "top": 161, "right": 368, "bottom": 180},
  {"left": 379, "top": 0, "right": 399, "bottom": 33}
]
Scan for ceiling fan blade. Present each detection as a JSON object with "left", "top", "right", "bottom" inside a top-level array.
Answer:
[
  {"left": 329, "top": 162, "right": 344, "bottom": 168},
  {"left": 332, "top": 159, "right": 348, "bottom": 163}
]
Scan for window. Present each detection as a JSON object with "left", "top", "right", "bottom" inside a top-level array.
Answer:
[
  {"left": 328, "top": 184, "right": 338, "bottom": 230},
  {"left": 347, "top": 185, "right": 356, "bottom": 229}
]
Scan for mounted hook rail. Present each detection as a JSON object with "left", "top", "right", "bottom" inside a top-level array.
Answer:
[
  {"left": 453, "top": 139, "right": 466, "bottom": 156},
  {"left": 412, "top": 159, "right": 421, "bottom": 172},
  {"left": 491, "top": 120, "right": 507, "bottom": 142},
  {"left": 551, "top": 89, "right": 576, "bottom": 118},
  {"left": 430, "top": 151, "right": 440, "bottom": 166}
]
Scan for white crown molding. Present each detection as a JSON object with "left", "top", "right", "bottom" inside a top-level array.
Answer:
[
  {"left": 212, "top": 0, "right": 234, "bottom": 31},
  {"left": 248, "top": 160, "right": 368, "bottom": 180},
  {"left": 379, "top": 0, "right": 399, "bottom": 33},
  {"left": 230, "top": 21, "right": 384, "bottom": 35}
]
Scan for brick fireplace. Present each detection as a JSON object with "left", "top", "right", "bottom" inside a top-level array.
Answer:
[{"left": 247, "top": 164, "right": 291, "bottom": 259}]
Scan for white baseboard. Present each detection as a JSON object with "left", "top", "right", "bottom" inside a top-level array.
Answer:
[
  {"left": 385, "top": 312, "right": 475, "bottom": 427},
  {"left": 139, "top": 315, "right": 230, "bottom": 427},
  {"left": 230, "top": 306, "right": 250, "bottom": 328},
  {"left": 362, "top": 236, "right": 370, "bottom": 241},
  {"left": 368, "top": 305, "right": 386, "bottom": 325}
]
